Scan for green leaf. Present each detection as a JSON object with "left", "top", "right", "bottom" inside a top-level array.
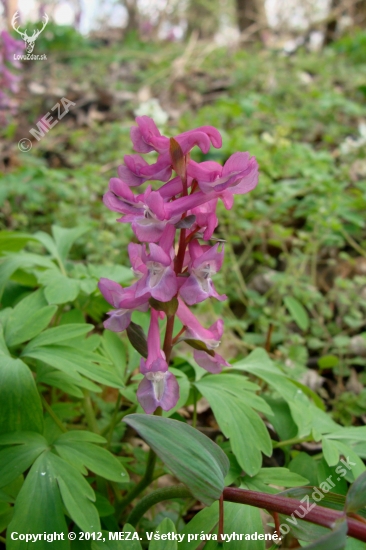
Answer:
[
  {"left": 126, "top": 322, "right": 148, "bottom": 358},
  {"left": 4, "top": 289, "right": 57, "bottom": 347},
  {"left": 345, "top": 471, "right": 366, "bottom": 513},
  {"left": 149, "top": 297, "right": 178, "bottom": 316},
  {"left": 0, "top": 434, "right": 48, "bottom": 487},
  {"left": 54, "top": 436, "right": 129, "bottom": 482},
  {"left": 232, "top": 349, "right": 314, "bottom": 438},
  {"left": 322, "top": 438, "right": 340, "bottom": 467},
  {"left": 52, "top": 225, "right": 90, "bottom": 263},
  {"left": 318, "top": 355, "right": 339, "bottom": 369},
  {"left": 252, "top": 467, "right": 308, "bottom": 487},
  {"left": 0, "top": 253, "right": 54, "bottom": 299},
  {"left": 0, "top": 357, "right": 44, "bottom": 434},
  {"left": 300, "top": 519, "right": 347, "bottom": 550},
  {"left": 57, "top": 430, "right": 107, "bottom": 444},
  {"left": 42, "top": 272, "right": 81, "bottom": 304},
  {"left": 124, "top": 414, "right": 229, "bottom": 506},
  {"left": 195, "top": 375, "right": 272, "bottom": 476},
  {"left": 220, "top": 502, "right": 265, "bottom": 550},
  {"left": 101, "top": 331, "right": 127, "bottom": 380},
  {"left": 47, "top": 453, "right": 100, "bottom": 533},
  {"left": 149, "top": 518, "right": 177, "bottom": 550},
  {"left": 284, "top": 296, "right": 309, "bottom": 331},
  {"left": 178, "top": 502, "right": 219, "bottom": 550},
  {"left": 23, "top": 345, "right": 123, "bottom": 388},
  {"left": 24, "top": 324, "right": 94, "bottom": 351},
  {"left": 0, "top": 326, "right": 10, "bottom": 357},
  {"left": 0, "top": 231, "right": 36, "bottom": 254},
  {"left": 7, "top": 453, "right": 69, "bottom": 550}
]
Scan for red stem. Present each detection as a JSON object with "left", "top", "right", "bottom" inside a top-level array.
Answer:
[{"left": 223, "top": 488, "right": 366, "bottom": 542}]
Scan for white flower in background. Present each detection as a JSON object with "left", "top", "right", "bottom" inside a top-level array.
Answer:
[
  {"left": 134, "top": 98, "right": 168, "bottom": 127},
  {"left": 340, "top": 122, "right": 366, "bottom": 155}
]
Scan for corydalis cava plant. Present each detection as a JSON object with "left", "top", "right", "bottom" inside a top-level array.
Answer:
[{"left": 99, "top": 116, "right": 258, "bottom": 414}]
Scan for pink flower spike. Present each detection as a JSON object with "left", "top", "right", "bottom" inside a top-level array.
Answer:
[
  {"left": 176, "top": 299, "right": 224, "bottom": 349},
  {"left": 179, "top": 242, "right": 226, "bottom": 305},
  {"left": 194, "top": 350, "right": 229, "bottom": 373},
  {"left": 137, "top": 309, "right": 179, "bottom": 413}
]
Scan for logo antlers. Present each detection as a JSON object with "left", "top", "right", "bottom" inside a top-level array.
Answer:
[{"left": 11, "top": 12, "right": 49, "bottom": 54}]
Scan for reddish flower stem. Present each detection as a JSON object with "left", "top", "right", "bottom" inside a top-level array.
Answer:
[{"left": 223, "top": 488, "right": 366, "bottom": 542}]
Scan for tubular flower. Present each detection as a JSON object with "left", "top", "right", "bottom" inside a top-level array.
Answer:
[
  {"left": 137, "top": 309, "right": 179, "bottom": 414},
  {"left": 100, "top": 116, "right": 259, "bottom": 412}
]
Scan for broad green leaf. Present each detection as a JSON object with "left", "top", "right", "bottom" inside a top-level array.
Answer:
[
  {"left": 197, "top": 374, "right": 273, "bottom": 416},
  {"left": 54, "top": 437, "right": 129, "bottom": 482},
  {"left": 0, "top": 357, "right": 43, "bottom": 434},
  {"left": 322, "top": 438, "right": 340, "bottom": 467},
  {"left": 0, "top": 439, "right": 47, "bottom": 488},
  {"left": 0, "top": 326, "right": 10, "bottom": 356},
  {"left": 149, "top": 518, "right": 177, "bottom": 550},
  {"left": 101, "top": 331, "right": 127, "bottom": 380},
  {"left": 57, "top": 431, "right": 107, "bottom": 444},
  {"left": 47, "top": 453, "right": 100, "bottom": 533},
  {"left": 33, "top": 231, "right": 60, "bottom": 260},
  {"left": 195, "top": 376, "right": 272, "bottom": 476},
  {"left": 43, "top": 273, "right": 81, "bottom": 304},
  {"left": 124, "top": 414, "right": 229, "bottom": 506},
  {"left": 0, "top": 500, "right": 13, "bottom": 532},
  {"left": 233, "top": 349, "right": 314, "bottom": 438},
  {"left": 52, "top": 225, "right": 90, "bottom": 263},
  {"left": 300, "top": 519, "right": 347, "bottom": 550},
  {"left": 214, "top": 502, "right": 265, "bottom": 550},
  {"left": 7, "top": 453, "right": 69, "bottom": 550},
  {"left": 252, "top": 467, "right": 308, "bottom": 487},
  {"left": 24, "top": 324, "right": 94, "bottom": 351},
  {"left": 284, "top": 296, "right": 309, "bottom": 331},
  {"left": 178, "top": 502, "right": 219, "bottom": 550},
  {"left": 318, "top": 355, "right": 339, "bottom": 369},
  {"left": 345, "top": 471, "right": 366, "bottom": 513},
  {"left": 4, "top": 289, "right": 57, "bottom": 347},
  {"left": 23, "top": 345, "right": 123, "bottom": 388},
  {"left": 0, "top": 231, "right": 35, "bottom": 254},
  {"left": 0, "top": 253, "right": 54, "bottom": 299},
  {"left": 37, "top": 370, "right": 85, "bottom": 398}
]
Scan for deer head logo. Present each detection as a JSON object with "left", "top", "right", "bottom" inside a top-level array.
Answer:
[{"left": 11, "top": 12, "right": 49, "bottom": 54}]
